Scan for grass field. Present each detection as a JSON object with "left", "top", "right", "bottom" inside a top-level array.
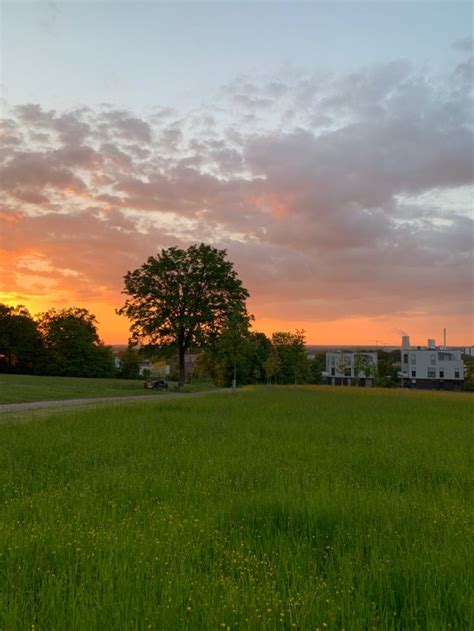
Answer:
[
  {"left": 0, "top": 374, "right": 216, "bottom": 404},
  {"left": 0, "top": 387, "right": 472, "bottom": 630},
  {"left": 0, "top": 373, "right": 167, "bottom": 404}
]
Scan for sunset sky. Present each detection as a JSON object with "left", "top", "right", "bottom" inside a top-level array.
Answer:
[{"left": 1, "top": 1, "right": 473, "bottom": 346}]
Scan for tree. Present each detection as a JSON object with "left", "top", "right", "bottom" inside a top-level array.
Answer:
[
  {"left": 0, "top": 304, "right": 45, "bottom": 374},
  {"left": 272, "top": 330, "right": 309, "bottom": 385},
  {"left": 462, "top": 355, "right": 474, "bottom": 391},
  {"left": 264, "top": 347, "right": 281, "bottom": 385},
  {"left": 353, "top": 350, "right": 366, "bottom": 387},
  {"left": 247, "top": 332, "right": 273, "bottom": 384},
  {"left": 335, "top": 354, "right": 351, "bottom": 385},
  {"left": 117, "top": 345, "right": 141, "bottom": 379},
  {"left": 37, "top": 307, "right": 115, "bottom": 377},
  {"left": 195, "top": 329, "right": 272, "bottom": 387},
  {"left": 354, "top": 350, "right": 378, "bottom": 386},
  {"left": 376, "top": 349, "right": 401, "bottom": 387},
  {"left": 117, "top": 244, "right": 250, "bottom": 387},
  {"left": 308, "top": 352, "right": 326, "bottom": 384},
  {"left": 217, "top": 312, "right": 252, "bottom": 389}
]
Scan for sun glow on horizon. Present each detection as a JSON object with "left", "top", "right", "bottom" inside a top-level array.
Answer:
[{"left": 1, "top": 292, "right": 472, "bottom": 348}]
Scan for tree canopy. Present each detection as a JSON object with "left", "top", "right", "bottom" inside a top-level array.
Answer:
[
  {"left": 272, "top": 330, "right": 309, "bottom": 384},
  {"left": 0, "top": 304, "right": 45, "bottom": 374},
  {"left": 37, "top": 307, "right": 115, "bottom": 377},
  {"left": 118, "top": 243, "right": 250, "bottom": 386}
]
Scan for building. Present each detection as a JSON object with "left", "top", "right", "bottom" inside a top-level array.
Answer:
[
  {"left": 323, "top": 350, "right": 378, "bottom": 386},
  {"left": 398, "top": 336, "right": 464, "bottom": 390}
]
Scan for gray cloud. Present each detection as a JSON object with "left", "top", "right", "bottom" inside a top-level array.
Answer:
[{"left": 2, "top": 47, "right": 473, "bottom": 330}]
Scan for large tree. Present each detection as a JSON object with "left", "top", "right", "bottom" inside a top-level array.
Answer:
[
  {"left": 37, "top": 307, "right": 115, "bottom": 377},
  {"left": 117, "top": 243, "right": 250, "bottom": 386}
]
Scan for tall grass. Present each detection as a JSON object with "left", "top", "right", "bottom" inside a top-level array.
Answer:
[
  {"left": 0, "top": 387, "right": 472, "bottom": 629},
  {"left": 0, "top": 374, "right": 163, "bottom": 404}
]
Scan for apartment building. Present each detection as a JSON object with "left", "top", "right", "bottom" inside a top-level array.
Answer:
[
  {"left": 398, "top": 336, "right": 464, "bottom": 390},
  {"left": 324, "top": 350, "right": 378, "bottom": 386}
]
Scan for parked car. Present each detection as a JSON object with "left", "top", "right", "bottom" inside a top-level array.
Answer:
[{"left": 144, "top": 379, "right": 168, "bottom": 390}]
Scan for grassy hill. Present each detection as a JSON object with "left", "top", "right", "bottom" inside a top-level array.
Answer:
[
  {"left": 0, "top": 387, "right": 472, "bottom": 629},
  {"left": 0, "top": 373, "right": 169, "bottom": 404}
]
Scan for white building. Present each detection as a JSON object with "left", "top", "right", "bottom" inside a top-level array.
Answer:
[
  {"left": 399, "top": 337, "right": 464, "bottom": 390},
  {"left": 323, "top": 350, "right": 378, "bottom": 386}
]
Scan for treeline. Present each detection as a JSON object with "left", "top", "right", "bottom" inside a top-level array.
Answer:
[
  {"left": 0, "top": 303, "right": 320, "bottom": 384},
  {"left": 194, "top": 329, "right": 325, "bottom": 386},
  {"left": 191, "top": 327, "right": 402, "bottom": 387},
  {"left": 0, "top": 302, "right": 405, "bottom": 387},
  {"left": 0, "top": 304, "right": 116, "bottom": 377}
]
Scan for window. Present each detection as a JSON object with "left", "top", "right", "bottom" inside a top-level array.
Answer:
[
  {"left": 411, "top": 355, "right": 416, "bottom": 364},
  {"left": 428, "top": 369, "right": 436, "bottom": 378},
  {"left": 430, "top": 354, "right": 436, "bottom": 366},
  {"left": 439, "top": 370, "right": 444, "bottom": 379},
  {"left": 411, "top": 370, "right": 416, "bottom": 377},
  {"left": 403, "top": 353, "right": 408, "bottom": 364},
  {"left": 455, "top": 370, "right": 460, "bottom": 379},
  {"left": 331, "top": 368, "right": 335, "bottom": 376}
]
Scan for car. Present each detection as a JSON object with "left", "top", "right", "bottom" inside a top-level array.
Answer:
[{"left": 143, "top": 379, "right": 169, "bottom": 390}]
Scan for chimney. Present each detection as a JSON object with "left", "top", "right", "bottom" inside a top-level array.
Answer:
[
  {"left": 402, "top": 335, "right": 410, "bottom": 349},
  {"left": 443, "top": 328, "right": 447, "bottom": 349}
]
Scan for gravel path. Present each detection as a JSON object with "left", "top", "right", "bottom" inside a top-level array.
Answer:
[{"left": 0, "top": 389, "right": 229, "bottom": 417}]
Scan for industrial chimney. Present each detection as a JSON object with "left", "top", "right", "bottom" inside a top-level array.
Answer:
[{"left": 402, "top": 336, "right": 410, "bottom": 349}]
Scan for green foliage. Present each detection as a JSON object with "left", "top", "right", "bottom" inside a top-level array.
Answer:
[
  {"left": 247, "top": 332, "right": 273, "bottom": 384},
  {"left": 335, "top": 353, "right": 351, "bottom": 378},
  {"left": 117, "top": 345, "right": 141, "bottom": 379},
  {"left": 37, "top": 307, "right": 115, "bottom": 378},
  {"left": 263, "top": 346, "right": 281, "bottom": 384},
  {"left": 462, "top": 354, "right": 474, "bottom": 391},
  {"left": 118, "top": 243, "right": 250, "bottom": 386},
  {"left": 272, "top": 330, "right": 310, "bottom": 384},
  {"left": 0, "top": 304, "right": 45, "bottom": 374},
  {"left": 308, "top": 352, "right": 326, "bottom": 384},
  {"left": 0, "top": 388, "right": 472, "bottom": 629},
  {"left": 376, "top": 349, "right": 401, "bottom": 387},
  {"left": 195, "top": 326, "right": 273, "bottom": 388},
  {"left": 215, "top": 312, "right": 252, "bottom": 387}
]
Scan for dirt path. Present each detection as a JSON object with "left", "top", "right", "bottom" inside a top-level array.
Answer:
[{"left": 0, "top": 389, "right": 229, "bottom": 418}]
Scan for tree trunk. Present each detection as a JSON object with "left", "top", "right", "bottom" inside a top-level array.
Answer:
[
  {"left": 178, "top": 345, "right": 186, "bottom": 388},
  {"left": 232, "top": 357, "right": 237, "bottom": 390}
]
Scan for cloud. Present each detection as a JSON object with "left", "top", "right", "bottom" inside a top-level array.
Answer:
[
  {"left": 1, "top": 48, "right": 473, "bottom": 341},
  {"left": 99, "top": 109, "right": 153, "bottom": 144}
]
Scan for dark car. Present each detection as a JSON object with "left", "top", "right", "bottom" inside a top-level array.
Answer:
[{"left": 144, "top": 379, "right": 168, "bottom": 390}]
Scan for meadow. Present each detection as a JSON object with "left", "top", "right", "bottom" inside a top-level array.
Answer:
[
  {"left": 0, "top": 374, "right": 175, "bottom": 404},
  {"left": 0, "top": 387, "right": 472, "bottom": 630}
]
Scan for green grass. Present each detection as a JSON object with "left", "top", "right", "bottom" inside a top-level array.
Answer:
[
  {"left": 0, "top": 374, "right": 217, "bottom": 404},
  {"left": 0, "top": 387, "right": 472, "bottom": 630}
]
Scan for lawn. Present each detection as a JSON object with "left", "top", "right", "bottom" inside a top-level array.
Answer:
[
  {"left": 0, "top": 387, "right": 472, "bottom": 630},
  {"left": 0, "top": 373, "right": 184, "bottom": 404}
]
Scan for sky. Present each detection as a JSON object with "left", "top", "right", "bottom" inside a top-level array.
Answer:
[{"left": 1, "top": 1, "right": 473, "bottom": 345}]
